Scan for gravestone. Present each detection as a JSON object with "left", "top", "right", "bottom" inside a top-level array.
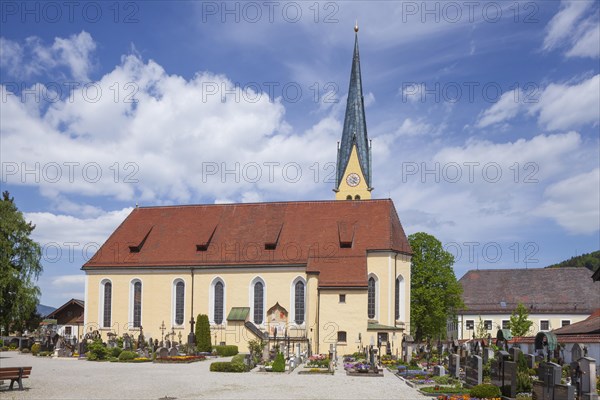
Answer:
[
  {"left": 158, "top": 347, "right": 169, "bottom": 359},
  {"left": 493, "top": 351, "right": 516, "bottom": 398},
  {"left": 147, "top": 337, "right": 153, "bottom": 350},
  {"left": 571, "top": 344, "right": 584, "bottom": 363},
  {"left": 533, "top": 362, "right": 570, "bottom": 400},
  {"left": 433, "top": 365, "right": 446, "bottom": 376},
  {"left": 502, "top": 360, "right": 517, "bottom": 398},
  {"left": 465, "top": 355, "right": 483, "bottom": 387},
  {"left": 168, "top": 347, "right": 178, "bottom": 357},
  {"left": 165, "top": 339, "right": 171, "bottom": 349},
  {"left": 449, "top": 354, "right": 460, "bottom": 378},
  {"left": 526, "top": 353, "right": 536, "bottom": 369},
  {"left": 483, "top": 347, "right": 494, "bottom": 364},
  {"left": 137, "top": 348, "right": 149, "bottom": 359},
  {"left": 578, "top": 357, "right": 599, "bottom": 400},
  {"left": 79, "top": 340, "right": 88, "bottom": 356},
  {"left": 123, "top": 335, "right": 132, "bottom": 351},
  {"left": 509, "top": 347, "right": 522, "bottom": 363}
]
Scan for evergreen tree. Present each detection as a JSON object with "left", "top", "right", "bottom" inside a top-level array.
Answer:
[
  {"left": 508, "top": 303, "right": 534, "bottom": 337},
  {"left": 195, "top": 314, "right": 212, "bottom": 352},
  {"left": 0, "top": 191, "right": 43, "bottom": 333},
  {"left": 409, "top": 232, "right": 464, "bottom": 341}
]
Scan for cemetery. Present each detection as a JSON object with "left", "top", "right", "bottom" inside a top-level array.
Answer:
[{"left": 2, "top": 318, "right": 600, "bottom": 400}]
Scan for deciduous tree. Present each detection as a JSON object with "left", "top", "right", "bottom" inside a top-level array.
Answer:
[
  {"left": 0, "top": 191, "right": 42, "bottom": 333},
  {"left": 508, "top": 302, "right": 533, "bottom": 337},
  {"left": 409, "top": 232, "right": 464, "bottom": 342}
]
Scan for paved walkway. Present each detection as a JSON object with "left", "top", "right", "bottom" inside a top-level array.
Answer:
[{"left": 0, "top": 352, "right": 433, "bottom": 399}]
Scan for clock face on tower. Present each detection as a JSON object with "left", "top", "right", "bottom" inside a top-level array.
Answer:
[{"left": 346, "top": 173, "right": 361, "bottom": 187}]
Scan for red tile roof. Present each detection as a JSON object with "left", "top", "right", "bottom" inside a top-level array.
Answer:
[
  {"left": 458, "top": 268, "right": 600, "bottom": 314},
  {"left": 83, "top": 199, "right": 412, "bottom": 287},
  {"left": 552, "top": 310, "right": 600, "bottom": 335}
]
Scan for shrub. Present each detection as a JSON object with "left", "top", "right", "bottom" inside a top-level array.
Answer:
[
  {"left": 38, "top": 351, "right": 51, "bottom": 357},
  {"left": 195, "top": 314, "right": 212, "bottom": 353},
  {"left": 231, "top": 354, "right": 246, "bottom": 366},
  {"left": 214, "top": 345, "right": 238, "bottom": 357},
  {"left": 31, "top": 343, "right": 41, "bottom": 356},
  {"left": 470, "top": 383, "right": 502, "bottom": 399},
  {"left": 118, "top": 350, "right": 137, "bottom": 361},
  {"left": 248, "top": 339, "right": 265, "bottom": 364},
  {"left": 20, "top": 348, "right": 31, "bottom": 354},
  {"left": 88, "top": 339, "right": 108, "bottom": 361},
  {"left": 272, "top": 352, "right": 285, "bottom": 372},
  {"left": 110, "top": 347, "right": 123, "bottom": 358},
  {"left": 517, "top": 371, "right": 533, "bottom": 393},
  {"left": 9, "top": 343, "right": 17, "bottom": 350},
  {"left": 0, "top": 339, "right": 3, "bottom": 347},
  {"left": 210, "top": 361, "right": 246, "bottom": 372}
]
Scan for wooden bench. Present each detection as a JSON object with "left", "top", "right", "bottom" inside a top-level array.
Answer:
[{"left": 0, "top": 367, "right": 33, "bottom": 390}]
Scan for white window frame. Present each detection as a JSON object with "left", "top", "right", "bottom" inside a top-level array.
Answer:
[
  {"left": 129, "top": 278, "right": 143, "bottom": 329},
  {"left": 249, "top": 276, "right": 266, "bottom": 326},
  {"left": 290, "top": 276, "right": 306, "bottom": 327},
  {"left": 209, "top": 277, "right": 226, "bottom": 326},
  {"left": 367, "top": 273, "right": 379, "bottom": 321},
  {"left": 395, "top": 274, "right": 406, "bottom": 322},
  {"left": 99, "top": 278, "right": 112, "bottom": 329},
  {"left": 172, "top": 278, "right": 186, "bottom": 328}
]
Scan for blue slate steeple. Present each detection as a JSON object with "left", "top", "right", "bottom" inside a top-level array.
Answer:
[{"left": 336, "top": 25, "right": 372, "bottom": 192}]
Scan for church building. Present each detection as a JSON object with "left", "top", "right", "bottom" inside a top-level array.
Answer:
[{"left": 82, "top": 27, "right": 413, "bottom": 356}]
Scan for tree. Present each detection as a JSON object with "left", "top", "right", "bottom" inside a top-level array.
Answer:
[
  {"left": 409, "top": 232, "right": 464, "bottom": 342},
  {"left": 0, "top": 191, "right": 43, "bottom": 333},
  {"left": 195, "top": 314, "right": 212, "bottom": 352},
  {"left": 508, "top": 303, "right": 533, "bottom": 337},
  {"left": 475, "top": 316, "right": 488, "bottom": 339}
]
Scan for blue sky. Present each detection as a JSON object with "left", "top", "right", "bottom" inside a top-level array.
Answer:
[{"left": 1, "top": 1, "right": 599, "bottom": 308}]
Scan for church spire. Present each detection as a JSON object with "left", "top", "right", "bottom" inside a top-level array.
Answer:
[{"left": 335, "top": 25, "right": 372, "bottom": 200}]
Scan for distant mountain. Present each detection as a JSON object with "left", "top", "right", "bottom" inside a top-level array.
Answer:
[
  {"left": 37, "top": 304, "right": 56, "bottom": 317},
  {"left": 545, "top": 250, "right": 600, "bottom": 272}
]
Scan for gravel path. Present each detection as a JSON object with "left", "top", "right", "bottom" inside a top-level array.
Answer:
[{"left": 0, "top": 352, "right": 433, "bottom": 400}]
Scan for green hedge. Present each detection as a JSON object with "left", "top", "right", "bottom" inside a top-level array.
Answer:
[
  {"left": 469, "top": 383, "right": 502, "bottom": 399},
  {"left": 210, "top": 361, "right": 246, "bottom": 372},
  {"left": 118, "top": 350, "right": 137, "bottom": 361},
  {"left": 214, "top": 345, "right": 239, "bottom": 356},
  {"left": 210, "top": 354, "right": 247, "bottom": 372}
]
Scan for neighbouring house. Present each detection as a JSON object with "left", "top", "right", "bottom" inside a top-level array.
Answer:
[
  {"left": 44, "top": 299, "right": 85, "bottom": 340},
  {"left": 447, "top": 267, "right": 599, "bottom": 340},
  {"left": 81, "top": 29, "right": 413, "bottom": 356}
]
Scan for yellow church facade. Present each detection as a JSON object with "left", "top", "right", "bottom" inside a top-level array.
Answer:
[{"left": 82, "top": 27, "right": 413, "bottom": 357}]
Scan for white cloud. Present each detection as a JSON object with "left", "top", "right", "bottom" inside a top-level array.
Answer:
[
  {"left": 2, "top": 45, "right": 341, "bottom": 204},
  {"left": 52, "top": 275, "right": 85, "bottom": 285},
  {"left": 24, "top": 208, "right": 133, "bottom": 247},
  {"left": 474, "top": 75, "right": 600, "bottom": 131},
  {"left": 395, "top": 118, "right": 439, "bottom": 137},
  {"left": 543, "top": 0, "right": 599, "bottom": 59},
  {"left": 392, "top": 132, "right": 592, "bottom": 243},
  {"left": 0, "top": 31, "right": 95, "bottom": 80},
  {"left": 476, "top": 89, "right": 523, "bottom": 128},
  {"left": 532, "top": 74, "right": 600, "bottom": 130},
  {"left": 535, "top": 168, "right": 600, "bottom": 234}
]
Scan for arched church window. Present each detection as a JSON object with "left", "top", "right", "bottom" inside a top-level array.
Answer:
[
  {"left": 367, "top": 276, "right": 376, "bottom": 319},
  {"left": 294, "top": 280, "right": 305, "bottom": 324},
  {"left": 214, "top": 281, "right": 224, "bottom": 324},
  {"left": 253, "top": 281, "right": 264, "bottom": 324}
]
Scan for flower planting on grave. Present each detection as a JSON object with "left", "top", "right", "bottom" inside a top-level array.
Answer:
[
  {"left": 155, "top": 355, "right": 206, "bottom": 364},
  {"left": 305, "top": 354, "right": 329, "bottom": 369}
]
